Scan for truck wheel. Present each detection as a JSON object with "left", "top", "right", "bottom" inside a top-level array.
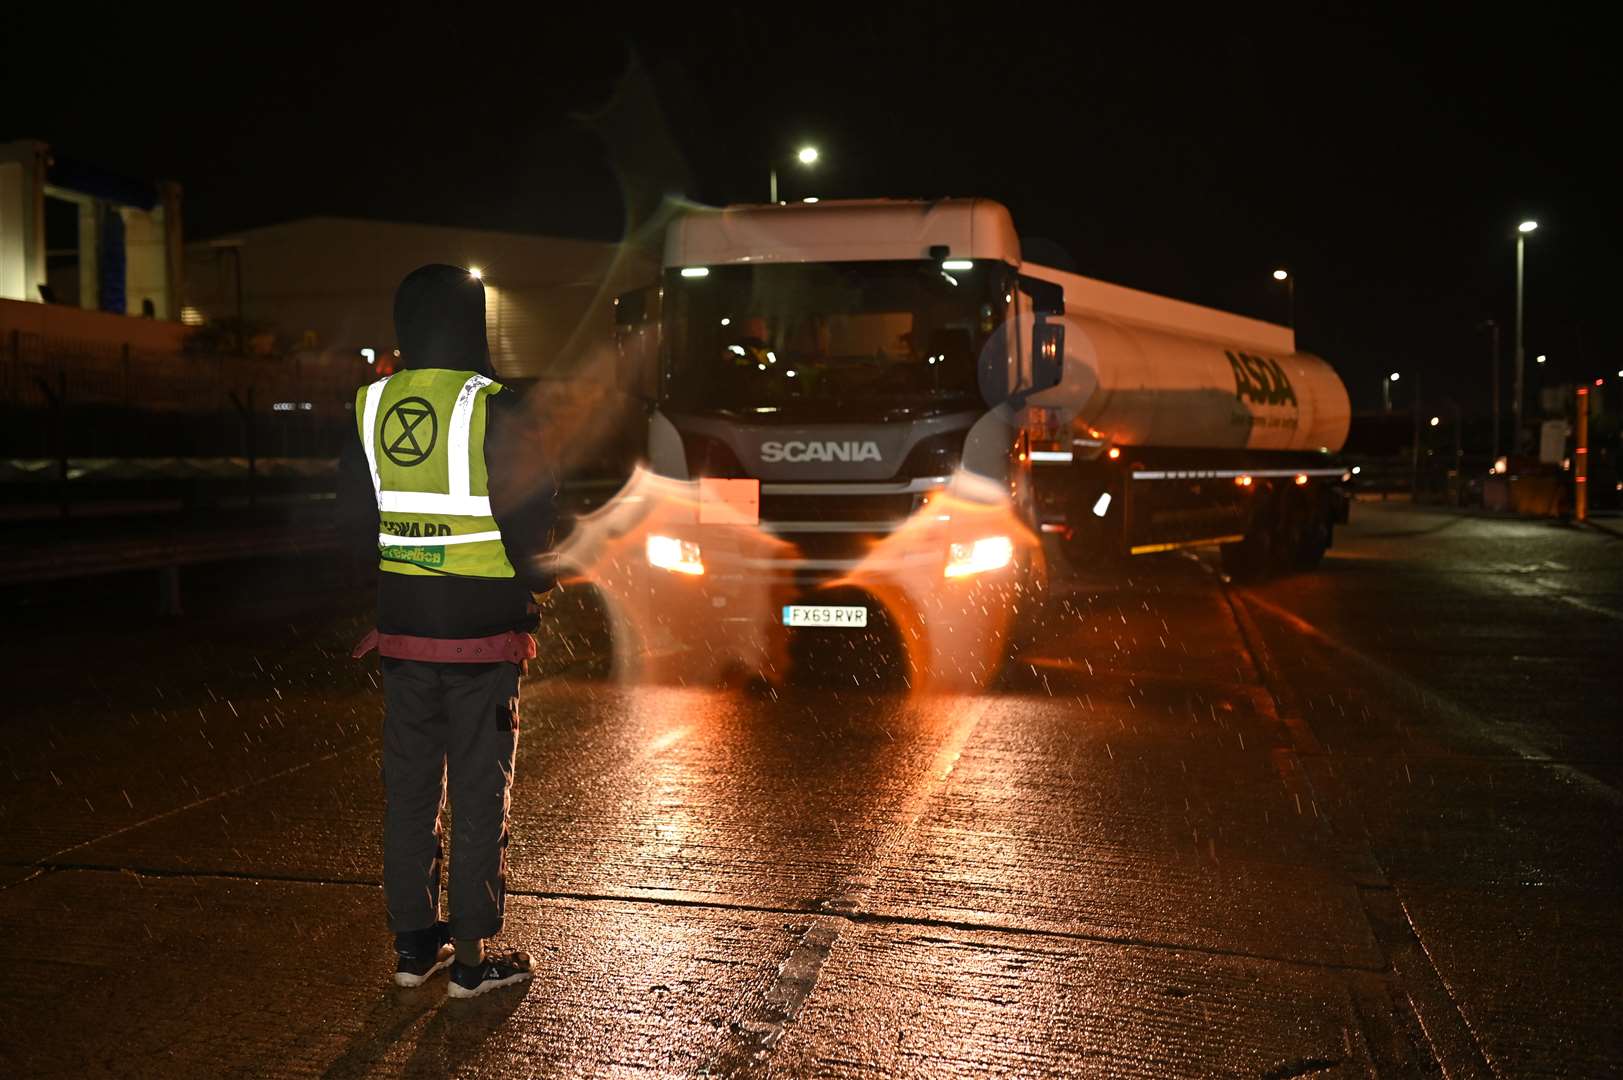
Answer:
[
  {"left": 1219, "top": 536, "right": 1265, "bottom": 581},
  {"left": 1293, "top": 518, "right": 1331, "bottom": 570},
  {"left": 1220, "top": 513, "right": 1274, "bottom": 581},
  {"left": 1270, "top": 501, "right": 1309, "bottom": 575}
]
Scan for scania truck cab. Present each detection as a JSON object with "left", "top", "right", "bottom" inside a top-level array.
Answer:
[{"left": 607, "top": 199, "right": 1060, "bottom": 686}]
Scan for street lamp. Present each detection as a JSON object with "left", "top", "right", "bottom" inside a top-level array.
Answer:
[
  {"left": 1513, "top": 219, "right": 1538, "bottom": 453},
  {"left": 1272, "top": 269, "right": 1294, "bottom": 333},
  {"left": 769, "top": 145, "right": 820, "bottom": 203},
  {"left": 1383, "top": 370, "right": 1400, "bottom": 412},
  {"left": 1536, "top": 353, "right": 1546, "bottom": 363}
]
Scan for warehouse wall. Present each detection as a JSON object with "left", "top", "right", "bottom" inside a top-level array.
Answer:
[{"left": 184, "top": 217, "right": 656, "bottom": 381}]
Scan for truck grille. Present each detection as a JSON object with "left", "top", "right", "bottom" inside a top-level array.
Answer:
[{"left": 758, "top": 492, "right": 917, "bottom": 523}]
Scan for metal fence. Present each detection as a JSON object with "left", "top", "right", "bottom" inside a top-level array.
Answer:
[{"left": 1, "top": 328, "right": 366, "bottom": 417}]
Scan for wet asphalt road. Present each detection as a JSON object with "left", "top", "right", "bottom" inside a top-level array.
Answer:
[{"left": 1, "top": 502, "right": 1619, "bottom": 1077}]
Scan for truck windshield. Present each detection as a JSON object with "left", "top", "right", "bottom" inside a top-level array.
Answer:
[{"left": 662, "top": 260, "right": 1013, "bottom": 420}]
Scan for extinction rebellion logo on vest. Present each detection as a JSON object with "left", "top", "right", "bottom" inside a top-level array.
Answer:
[
  {"left": 760, "top": 440, "right": 883, "bottom": 463},
  {"left": 1225, "top": 351, "right": 1298, "bottom": 408},
  {"left": 381, "top": 397, "right": 438, "bottom": 467},
  {"left": 380, "top": 521, "right": 452, "bottom": 569}
]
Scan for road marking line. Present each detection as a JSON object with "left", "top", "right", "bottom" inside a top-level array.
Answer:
[
  {"left": 707, "top": 695, "right": 992, "bottom": 1070},
  {"left": 1560, "top": 594, "right": 1623, "bottom": 620},
  {"left": 825, "top": 696, "right": 990, "bottom": 914},
  {"left": 1217, "top": 583, "right": 1504, "bottom": 1076}
]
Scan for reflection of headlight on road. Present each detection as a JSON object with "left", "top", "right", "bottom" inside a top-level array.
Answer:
[
  {"left": 646, "top": 534, "right": 704, "bottom": 575},
  {"left": 944, "top": 535, "right": 1014, "bottom": 578}
]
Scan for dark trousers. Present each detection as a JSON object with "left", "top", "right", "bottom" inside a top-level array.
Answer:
[{"left": 381, "top": 658, "right": 520, "bottom": 941}]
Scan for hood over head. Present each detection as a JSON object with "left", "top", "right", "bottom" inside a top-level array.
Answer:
[{"left": 393, "top": 263, "right": 492, "bottom": 376}]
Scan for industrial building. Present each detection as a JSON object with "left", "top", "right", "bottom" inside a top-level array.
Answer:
[
  {"left": 0, "top": 139, "right": 185, "bottom": 321},
  {"left": 183, "top": 217, "right": 655, "bottom": 380}
]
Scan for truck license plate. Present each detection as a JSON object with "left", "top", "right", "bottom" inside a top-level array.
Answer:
[{"left": 782, "top": 604, "right": 868, "bottom": 628}]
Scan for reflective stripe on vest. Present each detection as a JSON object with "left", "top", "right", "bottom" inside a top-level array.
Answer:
[{"left": 356, "top": 370, "right": 515, "bottom": 579}]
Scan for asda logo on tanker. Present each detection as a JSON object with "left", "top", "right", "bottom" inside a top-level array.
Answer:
[{"left": 1225, "top": 351, "right": 1298, "bottom": 408}]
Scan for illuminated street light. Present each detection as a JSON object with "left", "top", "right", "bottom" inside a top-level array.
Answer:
[
  {"left": 468, "top": 266, "right": 483, "bottom": 279},
  {"left": 1271, "top": 268, "right": 1294, "bottom": 331},
  {"left": 1390, "top": 372, "right": 1401, "bottom": 381},
  {"left": 1383, "top": 371, "right": 1400, "bottom": 413},
  {"left": 1519, "top": 220, "right": 1539, "bottom": 233},
  {"left": 1430, "top": 415, "right": 1441, "bottom": 427},
  {"left": 770, "top": 145, "right": 821, "bottom": 203},
  {"left": 1536, "top": 354, "right": 1547, "bottom": 364}
]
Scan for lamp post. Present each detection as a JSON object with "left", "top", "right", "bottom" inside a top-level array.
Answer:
[
  {"left": 1513, "top": 220, "right": 1538, "bottom": 454},
  {"left": 1411, "top": 371, "right": 1422, "bottom": 497},
  {"left": 1383, "top": 370, "right": 1400, "bottom": 413},
  {"left": 769, "top": 145, "right": 819, "bottom": 204},
  {"left": 1272, "top": 269, "right": 1294, "bottom": 334},
  {"left": 1477, "top": 319, "right": 1500, "bottom": 460},
  {"left": 1453, "top": 400, "right": 1463, "bottom": 504}
]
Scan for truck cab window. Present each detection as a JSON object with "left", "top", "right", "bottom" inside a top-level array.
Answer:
[{"left": 663, "top": 260, "right": 1012, "bottom": 421}]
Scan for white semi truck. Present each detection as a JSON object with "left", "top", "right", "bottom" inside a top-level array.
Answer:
[{"left": 606, "top": 198, "right": 1350, "bottom": 681}]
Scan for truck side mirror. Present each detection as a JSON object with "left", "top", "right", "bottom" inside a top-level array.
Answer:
[
  {"left": 1017, "top": 274, "right": 1066, "bottom": 401},
  {"left": 1031, "top": 320, "right": 1064, "bottom": 392}
]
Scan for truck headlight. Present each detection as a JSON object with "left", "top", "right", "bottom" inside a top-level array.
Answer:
[
  {"left": 646, "top": 534, "right": 704, "bottom": 575},
  {"left": 944, "top": 535, "right": 1014, "bottom": 578}
]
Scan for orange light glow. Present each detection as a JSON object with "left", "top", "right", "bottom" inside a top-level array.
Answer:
[
  {"left": 1235, "top": 475, "right": 1254, "bottom": 487},
  {"left": 1294, "top": 474, "right": 1309, "bottom": 486},
  {"left": 552, "top": 467, "right": 795, "bottom": 685},
  {"left": 1107, "top": 447, "right": 1121, "bottom": 460},
  {"left": 832, "top": 469, "right": 1039, "bottom": 693}
]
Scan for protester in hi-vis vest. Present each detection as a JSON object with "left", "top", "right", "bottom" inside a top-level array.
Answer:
[{"left": 338, "top": 264, "right": 557, "bottom": 999}]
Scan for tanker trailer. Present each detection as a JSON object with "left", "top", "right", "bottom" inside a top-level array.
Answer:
[{"left": 1020, "top": 266, "right": 1352, "bottom": 579}]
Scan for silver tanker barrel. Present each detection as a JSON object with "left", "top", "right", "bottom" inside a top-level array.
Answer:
[
  {"left": 1024, "top": 265, "right": 1350, "bottom": 454},
  {"left": 1020, "top": 264, "right": 1352, "bottom": 576}
]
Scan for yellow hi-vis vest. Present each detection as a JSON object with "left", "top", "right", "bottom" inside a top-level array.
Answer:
[{"left": 356, "top": 369, "right": 516, "bottom": 578}]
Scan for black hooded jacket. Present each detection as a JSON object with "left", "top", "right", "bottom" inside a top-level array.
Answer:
[{"left": 337, "top": 264, "right": 556, "bottom": 638}]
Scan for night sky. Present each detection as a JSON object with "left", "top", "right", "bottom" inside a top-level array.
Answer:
[{"left": 7, "top": 6, "right": 1613, "bottom": 418}]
